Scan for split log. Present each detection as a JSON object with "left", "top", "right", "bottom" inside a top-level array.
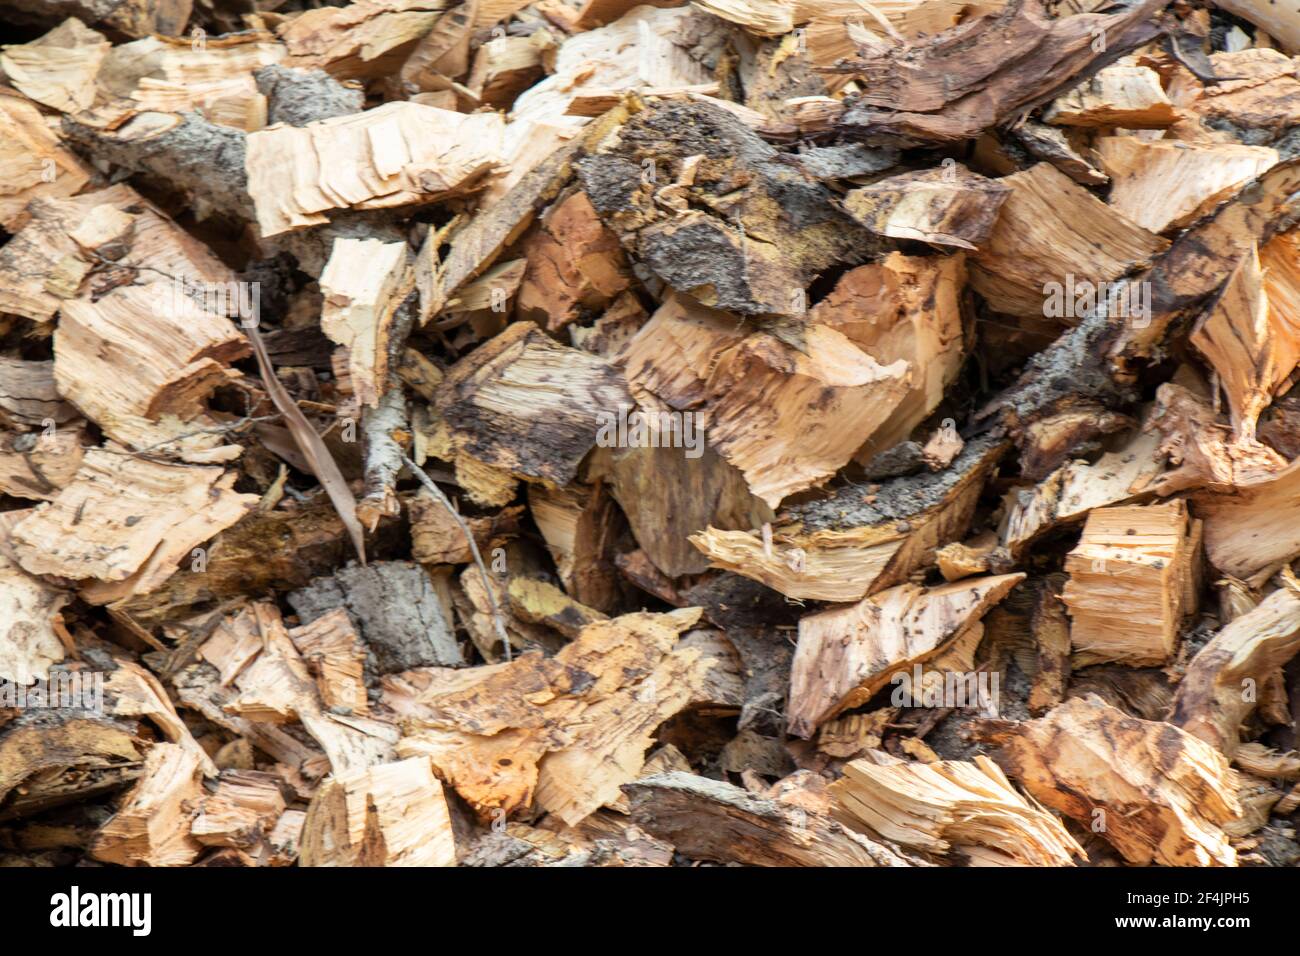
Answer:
[
  {"left": 625, "top": 771, "right": 915, "bottom": 867},
  {"left": 88, "top": 743, "right": 204, "bottom": 867},
  {"left": 0, "top": 96, "right": 92, "bottom": 231},
  {"left": 319, "top": 238, "right": 411, "bottom": 409},
  {"left": 526, "top": 483, "right": 626, "bottom": 613},
  {"left": 392, "top": 608, "right": 742, "bottom": 823},
  {"left": 969, "top": 162, "right": 1166, "bottom": 318},
  {"left": 1042, "top": 64, "right": 1174, "bottom": 127},
  {"left": 1190, "top": 244, "right": 1295, "bottom": 443},
  {"left": 55, "top": 281, "right": 250, "bottom": 446},
  {"left": 830, "top": 752, "right": 1086, "bottom": 866},
  {"left": 1098, "top": 139, "right": 1278, "bottom": 235},
  {"left": 787, "top": 574, "right": 1023, "bottom": 737},
  {"left": 843, "top": 165, "right": 1011, "bottom": 250},
  {"left": 0, "top": 18, "right": 109, "bottom": 113},
  {"left": 514, "top": 189, "right": 629, "bottom": 332},
  {"left": 975, "top": 694, "right": 1243, "bottom": 866},
  {"left": 0, "top": 184, "right": 234, "bottom": 325},
  {"left": 1170, "top": 587, "right": 1300, "bottom": 757},
  {"left": 511, "top": 6, "right": 709, "bottom": 127},
  {"left": 198, "top": 603, "right": 398, "bottom": 776},
  {"left": 691, "top": 435, "right": 1006, "bottom": 602},
  {"left": 1060, "top": 499, "right": 1199, "bottom": 666},
  {"left": 274, "top": 0, "right": 449, "bottom": 80},
  {"left": 300, "top": 756, "right": 456, "bottom": 867},
  {"left": 10, "top": 450, "right": 257, "bottom": 604},
  {"left": 245, "top": 102, "right": 505, "bottom": 237},
  {"left": 0, "top": 511, "right": 71, "bottom": 685},
  {"left": 434, "top": 321, "right": 632, "bottom": 488}
]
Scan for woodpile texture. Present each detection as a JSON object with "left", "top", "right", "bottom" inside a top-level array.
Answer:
[{"left": 4, "top": 0, "right": 1300, "bottom": 870}]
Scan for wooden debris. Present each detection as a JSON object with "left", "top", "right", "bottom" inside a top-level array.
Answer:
[
  {"left": 1170, "top": 587, "right": 1300, "bottom": 757},
  {"left": 830, "top": 752, "right": 1086, "bottom": 866},
  {"left": 393, "top": 609, "right": 741, "bottom": 823},
  {"left": 89, "top": 744, "right": 205, "bottom": 867},
  {"left": 787, "top": 574, "right": 1023, "bottom": 737},
  {"left": 245, "top": 102, "right": 505, "bottom": 236},
  {"left": 300, "top": 756, "right": 456, "bottom": 866},
  {"left": 976, "top": 695, "right": 1243, "bottom": 866},
  {"left": 1043, "top": 64, "right": 1174, "bottom": 127},
  {"left": 1098, "top": 139, "right": 1277, "bottom": 235},
  {"left": 15, "top": 0, "right": 1300, "bottom": 873},
  {"left": 318, "top": 238, "right": 411, "bottom": 409},
  {"left": 10, "top": 451, "right": 257, "bottom": 603},
  {"left": 691, "top": 436, "right": 1005, "bottom": 602},
  {"left": 843, "top": 165, "right": 1011, "bottom": 250},
  {"left": 1060, "top": 499, "right": 1199, "bottom": 666},
  {"left": 626, "top": 771, "right": 916, "bottom": 867},
  {"left": 435, "top": 321, "right": 631, "bottom": 488},
  {"left": 970, "top": 163, "right": 1166, "bottom": 317}
]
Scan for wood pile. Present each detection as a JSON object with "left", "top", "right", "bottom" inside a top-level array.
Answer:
[{"left": 5, "top": 0, "right": 1300, "bottom": 870}]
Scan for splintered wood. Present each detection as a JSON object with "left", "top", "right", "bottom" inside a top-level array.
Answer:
[{"left": 6, "top": 0, "right": 1300, "bottom": 873}]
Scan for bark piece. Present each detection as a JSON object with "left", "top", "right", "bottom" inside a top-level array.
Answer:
[
  {"left": 835, "top": 0, "right": 1166, "bottom": 145},
  {"left": 435, "top": 321, "right": 632, "bottom": 488},
  {"left": 970, "top": 162, "right": 1166, "bottom": 318},
  {"left": 300, "top": 756, "right": 456, "bottom": 866},
  {"left": 843, "top": 165, "right": 1011, "bottom": 250},
  {"left": 626, "top": 771, "right": 915, "bottom": 866},
  {"left": 1098, "top": 138, "right": 1277, "bottom": 235},
  {"left": 1170, "top": 587, "right": 1300, "bottom": 757},
  {"left": 976, "top": 695, "right": 1242, "bottom": 867},
  {"left": 244, "top": 102, "right": 505, "bottom": 237},
  {"left": 830, "top": 753, "right": 1085, "bottom": 866},
  {"left": 1060, "top": 499, "right": 1198, "bottom": 666},
  {"left": 579, "top": 99, "right": 875, "bottom": 315},
  {"left": 288, "top": 561, "right": 463, "bottom": 673},
  {"left": 787, "top": 574, "right": 1023, "bottom": 738},
  {"left": 254, "top": 64, "right": 363, "bottom": 127},
  {"left": 10, "top": 450, "right": 257, "bottom": 602}
]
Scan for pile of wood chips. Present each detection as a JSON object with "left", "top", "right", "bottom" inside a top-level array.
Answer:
[{"left": 5, "top": 0, "right": 1300, "bottom": 868}]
